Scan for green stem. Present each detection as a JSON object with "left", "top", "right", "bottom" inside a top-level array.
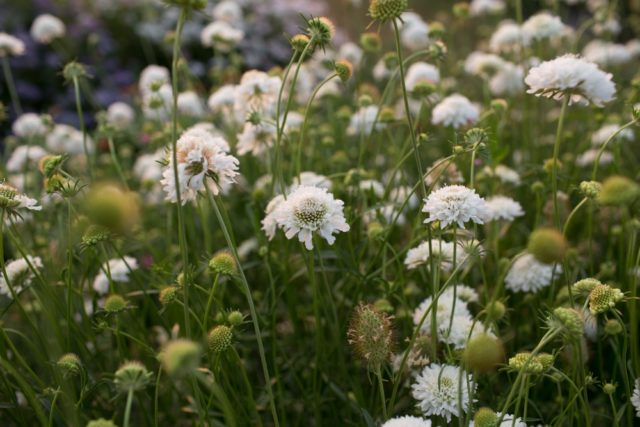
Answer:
[
  {"left": 123, "top": 388, "right": 134, "bottom": 427},
  {"left": 551, "top": 95, "right": 569, "bottom": 227},
  {"left": 376, "top": 367, "right": 388, "bottom": 419},
  {"left": 1, "top": 56, "right": 22, "bottom": 115},
  {"left": 591, "top": 117, "right": 639, "bottom": 180},
  {"left": 169, "top": 7, "right": 191, "bottom": 338},
  {"left": 203, "top": 274, "right": 220, "bottom": 334},
  {"left": 108, "top": 137, "right": 129, "bottom": 190},
  {"left": 208, "top": 189, "right": 280, "bottom": 427},
  {"left": 72, "top": 76, "right": 92, "bottom": 180}
]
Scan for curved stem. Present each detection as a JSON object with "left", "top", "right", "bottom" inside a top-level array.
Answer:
[{"left": 591, "top": 117, "right": 639, "bottom": 180}]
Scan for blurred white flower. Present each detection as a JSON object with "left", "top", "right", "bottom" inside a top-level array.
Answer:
[
  {"left": 583, "top": 40, "right": 632, "bottom": 68},
  {"left": 236, "top": 121, "right": 277, "bottom": 156},
  {"left": 200, "top": 21, "right": 244, "bottom": 52},
  {"left": 106, "top": 102, "right": 135, "bottom": 130},
  {"left": 93, "top": 257, "right": 138, "bottom": 295},
  {"left": 0, "top": 33, "right": 25, "bottom": 56},
  {"left": 405, "top": 62, "right": 440, "bottom": 92},
  {"left": 30, "top": 14, "right": 65, "bottom": 44},
  {"left": 0, "top": 256, "right": 43, "bottom": 298},
  {"left": 12, "top": 113, "right": 47, "bottom": 138},
  {"left": 348, "top": 105, "right": 384, "bottom": 136},
  {"left": 6, "top": 145, "right": 47, "bottom": 173},
  {"left": 177, "top": 91, "right": 205, "bottom": 118},
  {"left": 470, "top": 0, "right": 505, "bottom": 16},
  {"left": 490, "top": 21, "right": 525, "bottom": 53},
  {"left": 382, "top": 416, "right": 431, "bottom": 427},
  {"left": 485, "top": 195, "right": 524, "bottom": 221},
  {"left": 431, "top": 95, "right": 480, "bottom": 129},
  {"left": 139, "top": 65, "right": 170, "bottom": 95},
  {"left": 522, "top": 12, "right": 569, "bottom": 43},
  {"left": 505, "top": 253, "right": 561, "bottom": 293}
]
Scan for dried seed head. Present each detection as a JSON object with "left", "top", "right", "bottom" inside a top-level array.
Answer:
[{"left": 347, "top": 304, "right": 394, "bottom": 370}]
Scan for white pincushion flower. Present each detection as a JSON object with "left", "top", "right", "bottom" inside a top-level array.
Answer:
[
  {"left": 93, "top": 257, "right": 138, "bottom": 295},
  {"left": 161, "top": 128, "right": 239, "bottom": 204},
  {"left": 490, "top": 21, "right": 525, "bottom": 53},
  {"left": 0, "top": 33, "right": 25, "bottom": 56},
  {"left": 431, "top": 95, "right": 480, "bottom": 129},
  {"left": 30, "top": 14, "right": 65, "bottom": 44},
  {"left": 411, "top": 363, "right": 475, "bottom": 422},
  {"left": 46, "top": 124, "right": 94, "bottom": 156},
  {"left": 200, "top": 21, "right": 244, "bottom": 52},
  {"left": 399, "top": 13, "right": 430, "bottom": 51},
  {"left": 405, "top": 239, "right": 455, "bottom": 271},
  {"left": 270, "top": 185, "right": 350, "bottom": 250},
  {"left": 483, "top": 165, "right": 521, "bottom": 185},
  {"left": 177, "top": 91, "right": 205, "bottom": 118},
  {"left": 413, "top": 286, "right": 475, "bottom": 334},
  {"left": 106, "top": 102, "right": 135, "bottom": 130},
  {"left": 12, "top": 113, "right": 47, "bottom": 138},
  {"left": 405, "top": 62, "right": 440, "bottom": 92},
  {"left": 208, "top": 84, "right": 237, "bottom": 117},
  {"left": 291, "top": 172, "right": 332, "bottom": 191},
  {"left": 142, "top": 84, "right": 173, "bottom": 121},
  {"left": 261, "top": 195, "right": 286, "bottom": 240},
  {"left": 522, "top": 12, "right": 568, "bottom": 43},
  {"left": 134, "top": 149, "right": 165, "bottom": 184},
  {"left": 422, "top": 185, "right": 488, "bottom": 229},
  {"left": 139, "top": 65, "right": 170, "bottom": 94},
  {"left": 524, "top": 54, "right": 616, "bottom": 107},
  {"left": 576, "top": 149, "right": 613, "bottom": 167},
  {"left": 348, "top": 105, "right": 384, "bottom": 136},
  {"left": 389, "top": 186, "right": 419, "bottom": 209},
  {"left": 338, "top": 42, "right": 363, "bottom": 66},
  {"left": 0, "top": 183, "right": 42, "bottom": 213},
  {"left": 583, "top": 40, "right": 632, "bottom": 68},
  {"left": 464, "top": 52, "right": 505, "bottom": 77},
  {"left": 382, "top": 416, "right": 431, "bottom": 427},
  {"left": 6, "top": 145, "right": 48, "bottom": 173},
  {"left": 236, "top": 121, "right": 277, "bottom": 156},
  {"left": 591, "top": 124, "right": 634, "bottom": 147},
  {"left": 470, "top": 0, "right": 505, "bottom": 16},
  {"left": 234, "top": 70, "right": 281, "bottom": 119},
  {"left": 631, "top": 378, "right": 640, "bottom": 418},
  {"left": 489, "top": 62, "right": 524, "bottom": 96},
  {"left": 505, "top": 253, "right": 561, "bottom": 293},
  {"left": 0, "top": 256, "right": 43, "bottom": 298},
  {"left": 213, "top": 0, "right": 243, "bottom": 27},
  {"left": 485, "top": 195, "right": 524, "bottom": 221}
]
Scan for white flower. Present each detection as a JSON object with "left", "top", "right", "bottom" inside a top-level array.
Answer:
[
  {"left": 422, "top": 185, "right": 488, "bottom": 229},
  {"left": 411, "top": 363, "right": 475, "bottom": 422},
  {"left": 348, "top": 105, "right": 384, "bottom": 136},
  {"left": 338, "top": 42, "right": 363, "bottom": 66},
  {"left": 626, "top": 39, "right": 640, "bottom": 58},
  {"left": 505, "top": 253, "right": 561, "bottom": 293},
  {"left": 631, "top": 378, "right": 640, "bottom": 418},
  {"left": 212, "top": 0, "right": 243, "bottom": 27},
  {"left": 106, "top": 102, "right": 135, "bottom": 130},
  {"left": 208, "top": 84, "right": 237, "bottom": 116},
  {"left": 236, "top": 121, "right": 277, "bottom": 156},
  {"left": 441, "top": 315, "right": 491, "bottom": 349},
  {"left": 490, "top": 21, "right": 525, "bottom": 53},
  {"left": 485, "top": 195, "right": 524, "bottom": 221},
  {"left": 576, "top": 149, "right": 613, "bottom": 167},
  {"left": 0, "top": 33, "right": 25, "bottom": 56},
  {"left": 405, "top": 239, "right": 454, "bottom": 270},
  {"left": 488, "top": 413, "right": 527, "bottom": 427},
  {"left": 30, "top": 14, "right": 65, "bottom": 44},
  {"left": 483, "top": 165, "right": 521, "bottom": 185},
  {"left": 522, "top": 12, "right": 568, "bottom": 43},
  {"left": 234, "top": 70, "right": 281, "bottom": 120},
  {"left": 6, "top": 145, "right": 48, "bottom": 173},
  {"left": 269, "top": 185, "right": 350, "bottom": 250},
  {"left": 177, "top": 91, "right": 205, "bottom": 118},
  {"left": 583, "top": 40, "right": 632, "bottom": 68},
  {"left": 464, "top": 52, "right": 505, "bottom": 77},
  {"left": 591, "top": 123, "right": 635, "bottom": 147},
  {"left": 431, "top": 95, "right": 480, "bottom": 129},
  {"left": 524, "top": 54, "right": 616, "bottom": 107},
  {"left": 134, "top": 149, "right": 165, "bottom": 184},
  {"left": 12, "top": 113, "right": 47, "bottom": 138},
  {"left": 46, "top": 124, "right": 94, "bottom": 156},
  {"left": 489, "top": 62, "right": 524, "bottom": 96},
  {"left": 143, "top": 84, "right": 174, "bottom": 121},
  {"left": 139, "top": 65, "right": 170, "bottom": 94},
  {"left": 399, "top": 13, "right": 430, "bottom": 51},
  {"left": 93, "top": 257, "right": 138, "bottom": 295},
  {"left": 0, "top": 183, "right": 42, "bottom": 213},
  {"left": 290, "top": 172, "right": 332, "bottom": 191},
  {"left": 405, "top": 62, "right": 440, "bottom": 92},
  {"left": 389, "top": 186, "right": 419, "bottom": 209},
  {"left": 0, "top": 256, "right": 43, "bottom": 298},
  {"left": 470, "top": 0, "right": 505, "bottom": 16},
  {"left": 261, "top": 195, "right": 286, "bottom": 240},
  {"left": 200, "top": 21, "right": 244, "bottom": 52},
  {"left": 382, "top": 416, "right": 431, "bottom": 427},
  {"left": 161, "top": 128, "right": 238, "bottom": 204}
]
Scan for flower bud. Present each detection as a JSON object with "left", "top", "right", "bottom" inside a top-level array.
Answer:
[
  {"left": 473, "top": 407, "right": 498, "bottom": 427},
  {"left": 579, "top": 181, "right": 602, "bottom": 199},
  {"left": 57, "top": 353, "right": 81, "bottom": 375},
  {"left": 104, "top": 294, "right": 127, "bottom": 313},
  {"left": 603, "top": 383, "right": 617, "bottom": 395},
  {"left": 527, "top": 227, "right": 567, "bottom": 264},
  {"left": 463, "top": 333, "right": 504, "bottom": 373},
  {"left": 550, "top": 307, "right": 584, "bottom": 340},
  {"left": 334, "top": 60, "right": 354, "bottom": 82},
  {"left": 290, "top": 34, "right": 310, "bottom": 52},
  {"left": 227, "top": 310, "right": 244, "bottom": 326},
  {"left": 485, "top": 300, "right": 506, "bottom": 321},
  {"left": 508, "top": 352, "right": 544, "bottom": 374},
  {"left": 208, "top": 251, "right": 237, "bottom": 276},
  {"left": 604, "top": 319, "right": 623, "bottom": 335},
  {"left": 572, "top": 278, "right": 601, "bottom": 296},
  {"left": 159, "top": 286, "right": 179, "bottom": 305},
  {"left": 86, "top": 419, "right": 118, "bottom": 427},
  {"left": 360, "top": 32, "right": 381, "bottom": 52}
]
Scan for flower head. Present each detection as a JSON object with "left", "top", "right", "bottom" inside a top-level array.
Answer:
[
  {"left": 505, "top": 253, "right": 561, "bottom": 293},
  {"left": 484, "top": 195, "right": 524, "bottom": 221},
  {"left": 422, "top": 185, "right": 488, "bottom": 229},
  {"left": 431, "top": 94, "right": 480, "bottom": 129},
  {"left": 382, "top": 416, "right": 431, "bottom": 427},
  {"left": 30, "top": 14, "right": 65, "bottom": 44},
  {"left": 0, "top": 256, "right": 43, "bottom": 298},
  {"left": 0, "top": 33, "right": 25, "bottom": 56},
  {"left": 525, "top": 54, "right": 616, "bottom": 106},
  {"left": 200, "top": 21, "right": 244, "bottom": 52},
  {"left": 269, "top": 186, "right": 349, "bottom": 250},
  {"left": 0, "top": 183, "right": 42, "bottom": 216},
  {"left": 411, "top": 363, "right": 475, "bottom": 422}
]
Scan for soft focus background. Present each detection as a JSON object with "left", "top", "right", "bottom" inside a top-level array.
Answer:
[{"left": 1, "top": 0, "right": 639, "bottom": 134}]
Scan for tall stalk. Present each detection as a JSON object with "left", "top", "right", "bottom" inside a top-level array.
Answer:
[
  {"left": 551, "top": 95, "right": 569, "bottom": 227},
  {"left": 71, "top": 76, "right": 92, "bottom": 180},
  {"left": 169, "top": 7, "right": 192, "bottom": 338},
  {"left": 1, "top": 56, "right": 22, "bottom": 115}
]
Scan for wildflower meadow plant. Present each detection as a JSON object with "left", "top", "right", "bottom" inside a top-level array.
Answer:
[{"left": 1, "top": 0, "right": 640, "bottom": 425}]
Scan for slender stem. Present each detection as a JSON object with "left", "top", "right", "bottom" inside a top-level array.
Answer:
[
  {"left": 123, "top": 388, "right": 134, "bottom": 427},
  {"left": 208, "top": 190, "right": 280, "bottom": 427},
  {"left": 169, "top": 7, "right": 191, "bottom": 338},
  {"left": 563, "top": 197, "right": 588, "bottom": 237},
  {"left": 108, "top": 137, "right": 129, "bottom": 190},
  {"left": 72, "top": 76, "right": 92, "bottom": 180},
  {"left": 392, "top": 18, "right": 427, "bottom": 198},
  {"left": 203, "top": 274, "right": 220, "bottom": 334},
  {"left": 591, "top": 118, "right": 639, "bottom": 180},
  {"left": 1, "top": 56, "right": 22, "bottom": 115},
  {"left": 376, "top": 367, "right": 388, "bottom": 419},
  {"left": 551, "top": 95, "right": 569, "bottom": 227}
]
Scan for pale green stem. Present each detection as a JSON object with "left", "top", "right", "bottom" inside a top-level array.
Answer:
[{"left": 1, "top": 56, "right": 22, "bottom": 115}]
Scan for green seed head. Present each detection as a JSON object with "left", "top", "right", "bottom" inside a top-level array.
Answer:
[
  {"left": 334, "top": 60, "right": 354, "bottom": 82},
  {"left": 208, "top": 251, "right": 236, "bottom": 276},
  {"left": 57, "top": 353, "right": 82, "bottom": 375},
  {"left": 598, "top": 175, "right": 640, "bottom": 206},
  {"left": 207, "top": 325, "right": 233, "bottom": 353},
  {"left": 508, "top": 352, "right": 544, "bottom": 374},
  {"left": 368, "top": 0, "right": 408, "bottom": 22},
  {"left": 572, "top": 278, "right": 602, "bottom": 296},
  {"left": 588, "top": 284, "right": 624, "bottom": 314},
  {"left": 550, "top": 307, "right": 584, "bottom": 340},
  {"left": 604, "top": 319, "right": 623, "bottom": 335},
  {"left": 159, "top": 286, "right": 179, "bottom": 305},
  {"left": 104, "top": 294, "right": 127, "bottom": 313},
  {"left": 473, "top": 407, "right": 498, "bottom": 427},
  {"left": 86, "top": 419, "right": 118, "bottom": 427},
  {"left": 159, "top": 339, "right": 201, "bottom": 376},
  {"left": 579, "top": 181, "right": 602, "bottom": 199},
  {"left": 485, "top": 300, "right": 506, "bottom": 321},
  {"left": 463, "top": 333, "right": 504, "bottom": 373},
  {"left": 227, "top": 310, "right": 244, "bottom": 326},
  {"left": 114, "top": 361, "right": 152, "bottom": 392},
  {"left": 360, "top": 32, "right": 381, "bottom": 52}
]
